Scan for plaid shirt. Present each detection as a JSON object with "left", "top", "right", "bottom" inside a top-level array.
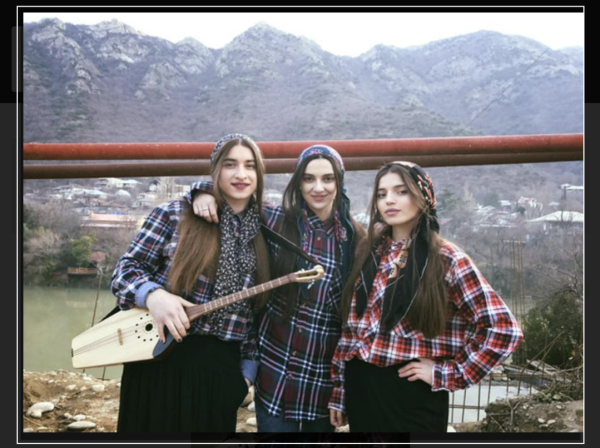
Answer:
[
  {"left": 110, "top": 199, "right": 258, "bottom": 360},
  {"left": 187, "top": 181, "right": 354, "bottom": 421},
  {"left": 329, "top": 237, "right": 524, "bottom": 413},
  {"left": 256, "top": 205, "right": 344, "bottom": 421}
]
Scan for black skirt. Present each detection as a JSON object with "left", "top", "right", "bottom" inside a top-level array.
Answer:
[
  {"left": 345, "top": 357, "right": 449, "bottom": 433},
  {"left": 117, "top": 334, "right": 249, "bottom": 433}
]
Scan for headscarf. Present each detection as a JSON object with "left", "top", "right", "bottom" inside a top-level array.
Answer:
[
  {"left": 355, "top": 161, "right": 439, "bottom": 333},
  {"left": 392, "top": 161, "right": 438, "bottom": 232},
  {"left": 295, "top": 143, "right": 350, "bottom": 240},
  {"left": 295, "top": 144, "right": 345, "bottom": 180},
  {"left": 298, "top": 146, "right": 349, "bottom": 226},
  {"left": 210, "top": 133, "right": 255, "bottom": 165},
  {"left": 294, "top": 145, "right": 354, "bottom": 298}
]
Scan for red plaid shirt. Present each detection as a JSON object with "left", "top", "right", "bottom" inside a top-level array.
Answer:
[{"left": 329, "top": 237, "right": 523, "bottom": 412}]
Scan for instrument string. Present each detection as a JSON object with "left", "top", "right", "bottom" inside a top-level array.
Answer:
[{"left": 73, "top": 275, "right": 299, "bottom": 359}]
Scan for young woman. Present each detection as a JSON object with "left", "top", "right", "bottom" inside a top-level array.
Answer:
[
  {"left": 110, "top": 134, "right": 272, "bottom": 432},
  {"left": 328, "top": 161, "right": 524, "bottom": 433},
  {"left": 188, "top": 145, "right": 365, "bottom": 432}
]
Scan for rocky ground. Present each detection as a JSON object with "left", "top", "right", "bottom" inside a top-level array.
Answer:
[
  {"left": 22, "top": 369, "right": 260, "bottom": 433},
  {"left": 22, "top": 369, "right": 583, "bottom": 434}
]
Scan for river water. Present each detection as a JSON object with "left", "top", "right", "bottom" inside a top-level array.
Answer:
[{"left": 22, "top": 285, "right": 123, "bottom": 380}]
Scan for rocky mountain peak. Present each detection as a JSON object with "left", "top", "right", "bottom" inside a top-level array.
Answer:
[
  {"left": 244, "top": 21, "right": 286, "bottom": 38},
  {"left": 214, "top": 20, "right": 329, "bottom": 80},
  {"left": 36, "top": 17, "right": 66, "bottom": 30},
  {"left": 29, "top": 18, "right": 68, "bottom": 42},
  {"left": 361, "top": 44, "right": 403, "bottom": 62},
  {"left": 172, "top": 37, "right": 215, "bottom": 75},
  {"left": 87, "top": 19, "right": 143, "bottom": 38},
  {"left": 232, "top": 21, "right": 321, "bottom": 54},
  {"left": 175, "top": 37, "right": 205, "bottom": 48},
  {"left": 418, "top": 30, "right": 547, "bottom": 61}
]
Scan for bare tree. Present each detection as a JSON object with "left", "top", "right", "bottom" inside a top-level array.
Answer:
[
  {"left": 27, "top": 202, "right": 82, "bottom": 240},
  {"left": 25, "top": 227, "right": 62, "bottom": 260}
]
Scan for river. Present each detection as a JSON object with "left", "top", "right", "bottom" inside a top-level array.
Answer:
[{"left": 22, "top": 285, "right": 123, "bottom": 380}]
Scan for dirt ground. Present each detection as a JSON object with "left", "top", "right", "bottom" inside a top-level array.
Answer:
[
  {"left": 22, "top": 369, "right": 583, "bottom": 434},
  {"left": 22, "top": 369, "right": 258, "bottom": 433}
]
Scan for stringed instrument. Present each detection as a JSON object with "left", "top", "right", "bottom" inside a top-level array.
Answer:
[{"left": 71, "top": 265, "right": 324, "bottom": 369}]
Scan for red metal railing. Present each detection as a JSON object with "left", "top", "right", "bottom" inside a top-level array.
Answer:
[{"left": 23, "top": 133, "right": 583, "bottom": 179}]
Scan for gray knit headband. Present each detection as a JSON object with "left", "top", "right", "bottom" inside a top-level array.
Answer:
[{"left": 211, "top": 133, "right": 256, "bottom": 166}]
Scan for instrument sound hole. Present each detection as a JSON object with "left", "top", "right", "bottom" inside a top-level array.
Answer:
[{"left": 145, "top": 323, "right": 153, "bottom": 332}]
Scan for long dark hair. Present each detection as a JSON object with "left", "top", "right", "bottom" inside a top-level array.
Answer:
[
  {"left": 272, "top": 154, "right": 362, "bottom": 317},
  {"left": 340, "top": 163, "right": 447, "bottom": 338},
  {"left": 168, "top": 138, "right": 271, "bottom": 307}
]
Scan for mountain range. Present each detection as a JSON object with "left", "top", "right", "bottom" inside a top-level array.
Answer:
[{"left": 22, "top": 18, "right": 584, "bottom": 210}]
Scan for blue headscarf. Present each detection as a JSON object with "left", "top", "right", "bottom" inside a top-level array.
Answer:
[
  {"left": 294, "top": 145, "right": 355, "bottom": 297},
  {"left": 295, "top": 145, "right": 345, "bottom": 180}
]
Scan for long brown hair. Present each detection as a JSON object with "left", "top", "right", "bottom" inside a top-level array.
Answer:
[
  {"left": 340, "top": 163, "right": 447, "bottom": 338},
  {"left": 168, "top": 137, "right": 271, "bottom": 307}
]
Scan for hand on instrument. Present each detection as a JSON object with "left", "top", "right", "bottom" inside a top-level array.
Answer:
[{"left": 146, "top": 289, "right": 193, "bottom": 343}]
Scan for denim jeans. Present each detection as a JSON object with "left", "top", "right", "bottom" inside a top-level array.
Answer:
[{"left": 254, "top": 396, "right": 335, "bottom": 433}]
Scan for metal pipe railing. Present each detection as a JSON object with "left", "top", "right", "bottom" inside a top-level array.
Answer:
[
  {"left": 23, "top": 133, "right": 583, "bottom": 179},
  {"left": 24, "top": 152, "right": 581, "bottom": 179}
]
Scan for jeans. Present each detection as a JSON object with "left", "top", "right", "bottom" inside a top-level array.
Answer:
[{"left": 254, "top": 396, "right": 335, "bottom": 433}]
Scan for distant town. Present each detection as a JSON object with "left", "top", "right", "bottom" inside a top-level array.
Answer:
[{"left": 24, "top": 176, "right": 583, "bottom": 239}]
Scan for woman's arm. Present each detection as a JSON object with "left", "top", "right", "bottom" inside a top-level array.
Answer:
[
  {"left": 431, "top": 246, "right": 524, "bottom": 392},
  {"left": 328, "top": 322, "right": 354, "bottom": 414},
  {"left": 110, "top": 200, "right": 193, "bottom": 342},
  {"left": 186, "top": 179, "right": 280, "bottom": 227},
  {"left": 329, "top": 334, "right": 350, "bottom": 426},
  {"left": 239, "top": 304, "right": 267, "bottom": 387},
  {"left": 110, "top": 202, "right": 176, "bottom": 308},
  {"left": 185, "top": 180, "right": 219, "bottom": 222}
]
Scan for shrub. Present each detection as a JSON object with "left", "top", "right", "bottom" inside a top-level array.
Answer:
[{"left": 514, "top": 286, "right": 583, "bottom": 369}]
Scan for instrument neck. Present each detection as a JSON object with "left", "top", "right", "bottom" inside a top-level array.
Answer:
[{"left": 185, "top": 274, "right": 293, "bottom": 321}]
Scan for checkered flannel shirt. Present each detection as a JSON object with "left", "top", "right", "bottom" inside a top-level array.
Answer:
[{"left": 328, "top": 237, "right": 524, "bottom": 413}]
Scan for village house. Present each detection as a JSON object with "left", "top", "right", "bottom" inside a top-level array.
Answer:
[
  {"left": 121, "top": 179, "right": 141, "bottom": 189},
  {"left": 94, "top": 178, "right": 124, "bottom": 189},
  {"left": 527, "top": 210, "right": 584, "bottom": 232},
  {"left": 80, "top": 211, "right": 145, "bottom": 230}
]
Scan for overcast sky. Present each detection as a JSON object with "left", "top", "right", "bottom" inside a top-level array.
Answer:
[{"left": 22, "top": 9, "right": 584, "bottom": 58}]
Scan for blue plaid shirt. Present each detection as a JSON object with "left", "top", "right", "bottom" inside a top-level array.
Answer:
[
  {"left": 187, "top": 181, "right": 354, "bottom": 421},
  {"left": 110, "top": 199, "right": 260, "bottom": 379}
]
